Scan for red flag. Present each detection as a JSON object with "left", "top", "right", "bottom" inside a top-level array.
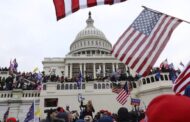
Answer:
[
  {"left": 53, "top": 0, "right": 127, "bottom": 20},
  {"left": 111, "top": 7, "right": 182, "bottom": 76},
  {"left": 173, "top": 61, "right": 190, "bottom": 94}
]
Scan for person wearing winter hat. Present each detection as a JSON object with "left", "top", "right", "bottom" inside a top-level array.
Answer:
[
  {"left": 145, "top": 94, "right": 190, "bottom": 122},
  {"left": 6, "top": 117, "right": 16, "bottom": 122},
  {"left": 117, "top": 107, "right": 130, "bottom": 122}
]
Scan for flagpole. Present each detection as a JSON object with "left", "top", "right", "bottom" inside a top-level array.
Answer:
[{"left": 142, "top": 6, "right": 190, "bottom": 24}]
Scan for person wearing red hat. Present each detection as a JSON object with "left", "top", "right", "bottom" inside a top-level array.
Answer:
[
  {"left": 6, "top": 117, "right": 16, "bottom": 122},
  {"left": 144, "top": 94, "right": 190, "bottom": 122}
]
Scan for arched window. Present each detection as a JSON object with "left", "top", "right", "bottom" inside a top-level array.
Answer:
[
  {"left": 146, "top": 78, "right": 150, "bottom": 84},
  {"left": 164, "top": 75, "right": 168, "bottom": 80},
  {"left": 102, "top": 84, "right": 105, "bottom": 89},
  {"left": 160, "top": 75, "right": 164, "bottom": 81},
  {"left": 61, "top": 84, "right": 64, "bottom": 90},
  {"left": 57, "top": 84, "right": 61, "bottom": 90},
  {"left": 65, "top": 84, "right": 69, "bottom": 90},
  {"left": 70, "top": 84, "right": 73, "bottom": 89},
  {"left": 151, "top": 77, "right": 155, "bottom": 82},
  {"left": 43, "top": 84, "right": 46, "bottom": 90},
  {"left": 94, "top": 84, "right": 97, "bottom": 89},
  {"left": 82, "top": 84, "right": 85, "bottom": 89},
  {"left": 74, "top": 84, "right": 77, "bottom": 89},
  {"left": 106, "top": 83, "right": 109, "bottom": 89},
  {"left": 142, "top": 79, "right": 146, "bottom": 84},
  {"left": 98, "top": 83, "right": 101, "bottom": 89},
  {"left": 133, "top": 82, "right": 137, "bottom": 88}
]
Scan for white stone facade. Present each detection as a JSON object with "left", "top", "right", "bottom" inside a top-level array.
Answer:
[{"left": 42, "top": 12, "right": 128, "bottom": 79}]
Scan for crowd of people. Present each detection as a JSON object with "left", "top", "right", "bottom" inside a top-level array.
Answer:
[
  {"left": 43, "top": 100, "right": 145, "bottom": 122},
  {"left": 4, "top": 90, "right": 190, "bottom": 122},
  {"left": 43, "top": 89, "right": 190, "bottom": 122},
  {"left": 0, "top": 61, "right": 182, "bottom": 91}
]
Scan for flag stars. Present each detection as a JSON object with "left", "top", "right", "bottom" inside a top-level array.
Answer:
[{"left": 132, "top": 9, "right": 161, "bottom": 35}]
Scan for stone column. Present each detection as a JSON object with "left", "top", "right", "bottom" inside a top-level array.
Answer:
[
  {"left": 93, "top": 63, "right": 96, "bottom": 79},
  {"left": 116, "top": 63, "right": 119, "bottom": 71},
  {"left": 112, "top": 63, "right": 115, "bottom": 72},
  {"left": 80, "top": 63, "right": 82, "bottom": 72},
  {"left": 84, "top": 63, "right": 86, "bottom": 78},
  {"left": 64, "top": 64, "right": 69, "bottom": 78},
  {"left": 103, "top": 63, "right": 106, "bottom": 77},
  {"left": 125, "top": 65, "right": 128, "bottom": 76},
  {"left": 70, "top": 63, "right": 72, "bottom": 79}
]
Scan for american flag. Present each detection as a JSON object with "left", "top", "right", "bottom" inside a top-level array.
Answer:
[
  {"left": 24, "top": 102, "right": 34, "bottom": 122},
  {"left": 116, "top": 81, "right": 130, "bottom": 105},
  {"left": 53, "top": 0, "right": 127, "bottom": 20},
  {"left": 112, "top": 83, "right": 122, "bottom": 94},
  {"left": 173, "top": 61, "right": 190, "bottom": 94},
  {"left": 112, "top": 7, "right": 182, "bottom": 76},
  {"left": 3, "top": 107, "right": 9, "bottom": 122}
]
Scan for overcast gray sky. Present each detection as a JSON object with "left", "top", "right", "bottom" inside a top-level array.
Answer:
[{"left": 0, "top": 0, "right": 189, "bottom": 72}]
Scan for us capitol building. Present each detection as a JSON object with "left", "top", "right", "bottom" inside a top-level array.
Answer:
[
  {"left": 0, "top": 12, "right": 173, "bottom": 121},
  {"left": 42, "top": 12, "right": 127, "bottom": 79}
]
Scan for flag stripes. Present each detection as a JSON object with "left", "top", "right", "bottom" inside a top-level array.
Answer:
[
  {"left": 112, "top": 87, "right": 122, "bottom": 94},
  {"left": 116, "top": 89, "right": 130, "bottom": 105},
  {"left": 112, "top": 8, "right": 182, "bottom": 76},
  {"left": 173, "top": 62, "right": 190, "bottom": 93},
  {"left": 53, "top": 0, "right": 127, "bottom": 20},
  {"left": 116, "top": 81, "right": 130, "bottom": 105}
]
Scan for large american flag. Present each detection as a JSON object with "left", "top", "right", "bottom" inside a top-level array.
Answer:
[
  {"left": 53, "top": 0, "right": 127, "bottom": 20},
  {"left": 116, "top": 81, "right": 130, "bottom": 105},
  {"left": 173, "top": 61, "right": 190, "bottom": 94},
  {"left": 112, "top": 8, "right": 182, "bottom": 76}
]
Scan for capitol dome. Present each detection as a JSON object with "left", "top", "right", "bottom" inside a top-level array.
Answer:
[{"left": 69, "top": 12, "right": 112, "bottom": 55}]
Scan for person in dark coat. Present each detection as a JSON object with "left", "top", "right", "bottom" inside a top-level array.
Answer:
[
  {"left": 117, "top": 107, "right": 131, "bottom": 122},
  {"left": 80, "top": 100, "right": 95, "bottom": 119}
]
